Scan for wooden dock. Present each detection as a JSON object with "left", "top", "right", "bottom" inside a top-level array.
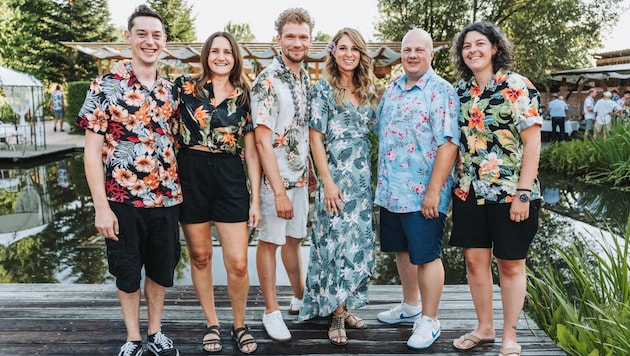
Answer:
[{"left": 0, "top": 284, "right": 564, "bottom": 355}]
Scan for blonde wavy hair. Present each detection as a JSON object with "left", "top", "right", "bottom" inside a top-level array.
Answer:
[{"left": 325, "top": 28, "right": 377, "bottom": 110}]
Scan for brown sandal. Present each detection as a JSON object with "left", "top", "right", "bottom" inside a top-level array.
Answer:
[
  {"left": 328, "top": 312, "right": 347, "bottom": 346},
  {"left": 344, "top": 310, "right": 367, "bottom": 329},
  {"left": 202, "top": 325, "right": 222, "bottom": 353}
]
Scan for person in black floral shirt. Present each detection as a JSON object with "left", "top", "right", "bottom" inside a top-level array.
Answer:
[
  {"left": 77, "top": 5, "right": 181, "bottom": 356},
  {"left": 449, "top": 22, "right": 542, "bottom": 356}
]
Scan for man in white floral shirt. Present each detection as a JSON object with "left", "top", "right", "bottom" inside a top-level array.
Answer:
[
  {"left": 374, "top": 29, "right": 460, "bottom": 351},
  {"left": 250, "top": 8, "right": 313, "bottom": 343}
]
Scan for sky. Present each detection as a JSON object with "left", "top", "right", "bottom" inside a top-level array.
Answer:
[{"left": 107, "top": 0, "right": 629, "bottom": 52}]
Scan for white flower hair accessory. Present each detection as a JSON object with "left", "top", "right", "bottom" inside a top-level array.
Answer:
[{"left": 326, "top": 41, "right": 336, "bottom": 54}]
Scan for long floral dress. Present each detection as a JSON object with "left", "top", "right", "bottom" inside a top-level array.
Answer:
[{"left": 299, "top": 79, "right": 376, "bottom": 320}]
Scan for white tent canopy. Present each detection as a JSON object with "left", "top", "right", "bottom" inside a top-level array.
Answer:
[
  {"left": 550, "top": 63, "right": 630, "bottom": 84},
  {"left": 0, "top": 65, "right": 44, "bottom": 126}
]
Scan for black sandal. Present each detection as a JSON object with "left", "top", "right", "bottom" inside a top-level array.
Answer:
[
  {"left": 203, "top": 325, "right": 222, "bottom": 353},
  {"left": 232, "top": 325, "right": 257, "bottom": 354}
]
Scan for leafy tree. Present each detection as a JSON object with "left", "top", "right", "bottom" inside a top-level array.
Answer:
[
  {"left": 224, "top": 22, "right": 256, "bottom": 42},
  {"left": 148, "top": 0, "right": 196, "bottom": 42},
  {"left": 375, "top": 0, "right": 626, "bottom": 84},
  {"left": 314, "top": 31, "right": 331, "bottom": 42},
  {"left": 0, "top": 0, "right": 116, "bottom": 84}
]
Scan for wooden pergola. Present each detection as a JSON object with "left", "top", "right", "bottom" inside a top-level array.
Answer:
[{"left": 62, "top": 41, "right": 450, "bottom": 81}]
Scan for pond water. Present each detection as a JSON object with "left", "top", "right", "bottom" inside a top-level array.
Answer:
[{"left": 0, "top": 153, "right": 628, "bottom": 285}]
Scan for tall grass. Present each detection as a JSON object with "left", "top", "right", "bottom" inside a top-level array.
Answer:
[
  {"left": 540, "top": 121, "right": 630, "bottom": 188},
  {"left": 527, "top": 213, "right": 630, "bottom": 355}
]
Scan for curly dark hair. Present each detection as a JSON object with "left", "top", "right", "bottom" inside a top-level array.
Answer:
[
  {"left": 127, "top": 4, "right": 164, "bottom": 32},
  {"left": 452, "top": 22, "right": 513, "bottom": 80}
]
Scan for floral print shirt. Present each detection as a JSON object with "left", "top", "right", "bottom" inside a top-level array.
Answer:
[
  {"left": 175, "top": 76, "right": 252, "bottom": 155},
  {"left": 375, "top": 69, "right": 460, "bottom": 214},
  {"left": 251, "top": 56, "right": 310, "bottom": 190},
  {"left": 75, "top": 63, "right": 182, "bottom": 208},
  {"left": 454, "top": 68, "right": 542, "bottom": 204}
]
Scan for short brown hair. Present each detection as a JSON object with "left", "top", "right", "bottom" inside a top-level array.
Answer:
[
  {"left": 274, "top": 8, "right": 314, "bottom": 36},
  {"left": 127, "top": 4, "right": 164, "bottom": 31}
]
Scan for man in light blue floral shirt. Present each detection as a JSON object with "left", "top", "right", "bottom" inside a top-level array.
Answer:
[{"left": 374, "top": 29, "right": 460, "bottom": 351}]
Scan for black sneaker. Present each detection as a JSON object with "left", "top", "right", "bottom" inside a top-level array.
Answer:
[
  {"left": 118, "top": 341, "right": 143, "bottom": 356},
  {"left": 147, "top": 332, "right": 179, "bottom": 356}
]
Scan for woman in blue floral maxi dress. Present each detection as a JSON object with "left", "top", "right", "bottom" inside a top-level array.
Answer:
[{"left": 298, "top": 28, "right": 377, "bottom": 346}]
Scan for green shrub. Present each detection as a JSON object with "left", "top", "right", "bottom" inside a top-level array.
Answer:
[
  {"left": 66, "top": 81, "right": 91, "bottom": 134},
  {"left": 527, "top": 220, "right": 630, "bottom": 356}
]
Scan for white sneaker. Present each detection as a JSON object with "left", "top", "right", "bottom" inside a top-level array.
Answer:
[
  {"left": 407, "top": 315, "right": 441, "bottom": 350},
  {"left": 376, "top": 302, "right": 422, "bottom": 324},
  {"left": 262, "top": 310, "right": 292, "bottom": 342},
  {"left": 288, "top": 296, "right": 303, "bottom": 315}
]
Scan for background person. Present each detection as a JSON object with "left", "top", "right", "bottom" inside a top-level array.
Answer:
[
  {"left": 593, "top": 90, "right": 622, "bottom": 140},
  {"left": 250, "top": 7, "right": 314, "bottom": 343},
  {"left": 582, "top": 89, "right": 597, "bottom": 137},
  {"left": 449, "top": 22, "right": 542, "bottom": 356},
  {"left": 77, "top": 5, "right": 181, "bottom": 356},
  {"left": 298, "top": 27, "right": 378, "bottom": 346},
  {"left": 374, "top": 28, "right": 460, "bottom": 351},
  {"left": 547, "top": 93, "right": 567, "bottom": 142},
  {"left": 50, "top": 85, "right": 65, "bottom": 132}
]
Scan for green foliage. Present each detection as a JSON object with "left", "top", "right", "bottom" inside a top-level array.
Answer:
[
  {"left": 0, "top": 0, "right": 115, "bottom": 84},
  {"left": 375, "top": 0, "right": 626, "bottom": 84},
  {"left": 313, "top": 31, "right": 331, "bottom": 42},
  {"left": 66, "top": 81, "right": 91, "bottom": 134},
  {"left": 540, "top": 122, "right": 630, "bottom": 188},
  {"left": 224, "top": 22, "right": 256, "bottom": 42},
  {"left": 527, "top": 229, "right": 630, "bottom": 355},
  {"left": 148, "top": 0, "right": 196, "bottom": 42}
]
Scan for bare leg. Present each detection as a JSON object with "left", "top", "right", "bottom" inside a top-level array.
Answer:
[
  {"left": 118, "top": 288, "right": 142, "bottom": 341},
  {"left": 497, "top": 258, "right": 526, "bottom": 350},
  {"left": 216, "top": 221, "right": 256, "bottom": 353},
  {"left": 281, "top": 236, "right": 305, "bottom": 299},
  {"left": 417, "top": 258, "right": 443, "bottom": 319},
  {"left": 457, "top": 248, "right": 495, "bottom": 348},
  {"left": 182, "top": 223, "right": 218, "bottom": 327},
  {"left": 395, "top": 251, "right": 420, "bottom": 306},
  {"left": 257, "top": 239, "right": 280, "bottom": 313},
  {"left": 145, "top": 277, "right": 166, "bottom": 336}
]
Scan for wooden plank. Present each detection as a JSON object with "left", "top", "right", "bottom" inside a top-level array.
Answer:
[{"left": 0, "top": 284, "right": 565, "bottom": 355}]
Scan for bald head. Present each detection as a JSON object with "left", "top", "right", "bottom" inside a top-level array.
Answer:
[{"left": 402, "top": 29, "right": 433, "bottom": 51}]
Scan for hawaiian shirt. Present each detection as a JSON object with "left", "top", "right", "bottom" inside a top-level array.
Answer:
[
  {"left": 251, "top": 56, "right": 310, "bottom": 191},
  {"left": 175, "top": 76, "right": 252, "bottom": 155},
  {"left": 51, "top": 90, "right": 64, "bottom": 111},
  {"left": 454, "top": 68, "right": 542, "bottom": 205},
  {"left": 75, "top": 63, "right": 182, "bottom": 208},
  {"left": 375, "top": 69, "right": 460, "bottom": 214}
]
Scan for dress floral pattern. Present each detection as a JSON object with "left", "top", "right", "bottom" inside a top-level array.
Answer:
[
  {"left": 299, "top": 80, "right": 376, "bottom": 319},
  {"left": 250, "top": 57, "right": 310, "bottom": 191},
  {"left": 175, "top": 76, "right": 252, "bottom": 155},
  {"left": 454, "top": 68, "right": 542, "bottom": 204},
  {"left": 75, "top": 63, "right": 182, "bottom": 208}
]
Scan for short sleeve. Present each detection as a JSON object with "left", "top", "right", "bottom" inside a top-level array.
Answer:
[
  {"left": 512, "top": 74, "right": 542, "bottom": 132},
  {"left": 250, "top": 73, "right": 279, "bottom": 130},
  {"left": 75, "top": 77, "right": 109, "bottom": 135},
  {"left": 309, "top": 79, "right": 330, "bottom": 133},
  {"left": 429, "top": 79, "right": 460, "bottom": 147}
]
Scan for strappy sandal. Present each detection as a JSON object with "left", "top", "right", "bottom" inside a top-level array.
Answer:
[
  {"left": 344, "top": 310, "right": 367, "bottom": 329},
  {"left": 328, "top": 312, "right": 348, "bottom": 346},
  {"left": 202, "top": 325, "right": 222, "bottom": 353},
  {"left": 232, "top": 325, "right": 258, "bottom": 354}
]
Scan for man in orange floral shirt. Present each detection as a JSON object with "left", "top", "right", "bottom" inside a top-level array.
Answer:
[{"left": 76, "top": 5, "right": 181, "bottom": 356}]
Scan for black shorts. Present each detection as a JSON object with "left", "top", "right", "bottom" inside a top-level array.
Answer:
[
  {"left": 106, "top": 202, "right": 181, "bottom": 293},
  {"left": 177, "top": 147, "right": 249, "bottom": 224},
  {"left": 449, "top": 191, "right": 540, "bottom": 260}
]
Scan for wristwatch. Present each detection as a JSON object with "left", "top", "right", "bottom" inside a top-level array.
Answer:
[{"left": 519, "top": 193, "right": 530, "bottom": 202}]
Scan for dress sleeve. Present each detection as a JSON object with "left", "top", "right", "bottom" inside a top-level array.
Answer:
[{"left": 309, "top": 79, "right": 330, "bottom": 134}]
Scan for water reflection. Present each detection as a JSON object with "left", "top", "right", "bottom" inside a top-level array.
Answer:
[{"left": 0, "top": 154, "right": 627, "bottom": 285}]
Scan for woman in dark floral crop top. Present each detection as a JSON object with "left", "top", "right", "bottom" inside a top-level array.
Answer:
[
  {"left": 448, "top": 22, "right": 542, "bottom": 356},
  {"left": 115, "top": 31, "right": 261, "bottom": 353}
]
